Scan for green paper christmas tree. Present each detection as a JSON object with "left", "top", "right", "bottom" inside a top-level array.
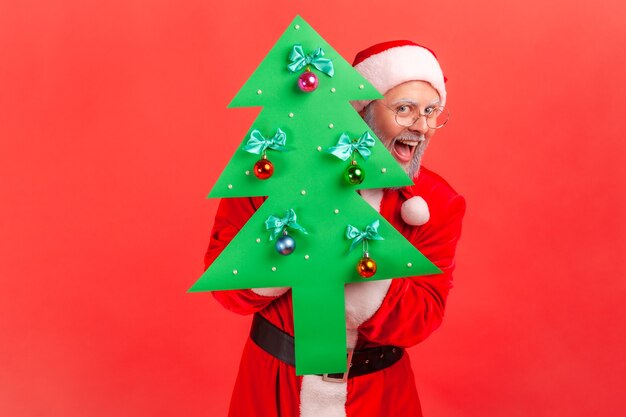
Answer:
[{"left": 191, "top": 15, "right": 440, "bottom": 376}]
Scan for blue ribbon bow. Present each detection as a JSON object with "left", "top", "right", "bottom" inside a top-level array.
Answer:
[
  {"left": 345, "top": 220, "right": 384, "bottom": 252},
  {"left": 242, "top": 128, "right": 287, "bottom": 155},
  {"left": 265, "top": 209, "right": 308, "bottom": 240},
  {"left": 327, "top": 132, "right": 376, "bottom": 161},
  {"left": 287, "top": 44, "right": 334, "bottom": 77}
]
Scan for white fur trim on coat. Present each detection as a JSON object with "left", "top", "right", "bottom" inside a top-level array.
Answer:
[
  {"left": 353, "top": 45, "right": 446, "bottom": 112},
  {"left": 299, "top": 328, "right": 358, "bottom": 417},
  {"left": 300, "top": 375, "right": 347, "bottom": 417}
]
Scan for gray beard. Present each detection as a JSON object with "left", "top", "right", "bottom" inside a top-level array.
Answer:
[{"left": 363, "top": 104, "right": 428, "bottom": 180}]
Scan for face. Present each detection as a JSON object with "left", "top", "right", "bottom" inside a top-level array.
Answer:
[{"left": 362, "top": 80, "right": 440, "bottom": 178}]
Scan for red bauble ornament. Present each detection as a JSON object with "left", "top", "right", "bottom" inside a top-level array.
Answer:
[
  {"left": 298, "top": 71, "right": 318, "bottom": 92},
  {"left": 254, "top": 158, "right": 274, "bottom": 180},
  {"left": 357, "top": 253, "right": 377, "bottom": 278}
]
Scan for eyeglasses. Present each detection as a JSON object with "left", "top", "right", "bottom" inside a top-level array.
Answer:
[{"left": 380, "top": 102, "right": 450, "bottom": 129}]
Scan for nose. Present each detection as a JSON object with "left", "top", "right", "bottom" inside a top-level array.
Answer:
[{"left": 408, "top": 114, "right": 429, "bottom": 135}]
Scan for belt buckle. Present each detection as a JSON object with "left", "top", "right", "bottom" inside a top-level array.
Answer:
[{"left": 322, "top": 348, "right": 354, "bottom": 383}]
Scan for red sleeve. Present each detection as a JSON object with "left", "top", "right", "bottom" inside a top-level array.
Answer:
[
  {"left": 358, "top": 194, "right": 466, "bottom": 347},
  {"left": 204, "top": 196, "right": 277, "bottom": 315}
]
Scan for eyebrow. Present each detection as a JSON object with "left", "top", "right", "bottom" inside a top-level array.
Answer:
[{"left": 389, "top": 98, "right": 441, "bottom": 106}]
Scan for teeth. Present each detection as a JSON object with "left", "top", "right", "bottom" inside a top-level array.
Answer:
[{"left": 397, "top": 139, "right": 421, "bottom": 147}]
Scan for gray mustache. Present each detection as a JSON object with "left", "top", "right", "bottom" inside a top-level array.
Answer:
[{"left": 393, "top": 132, "right": 425, "bottom": 142}]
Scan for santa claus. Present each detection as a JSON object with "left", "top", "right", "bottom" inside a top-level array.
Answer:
[{"left": 205, "top": 40, "right": 466, "bottom": 417}]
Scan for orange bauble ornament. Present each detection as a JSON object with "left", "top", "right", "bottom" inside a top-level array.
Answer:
[{"left": 356, "top": 253, "right": 377, "bottom": 278}]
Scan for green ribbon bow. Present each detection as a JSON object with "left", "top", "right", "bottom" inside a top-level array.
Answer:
[
  {"left": 265, "top": 209, "right": 308, "bottom": 240},
  {"left": 242, "top": 128, "right": 287, "bottom": 155},
  {"left": 328, "top": 132, "right": 376, "bottom": 161},
  {"left": 346, "top": 220, "right": 384, "bottom": 252},
  {"left": 287, "top": 44, "right": 334, "bottom": 77}
]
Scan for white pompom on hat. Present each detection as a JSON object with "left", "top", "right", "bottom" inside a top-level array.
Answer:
[
  {"left": 352, "top": 40, "right": 447, "bottom": 112},
  {"left": 401, "top": 196, "right": 430, "bottom": 226}
]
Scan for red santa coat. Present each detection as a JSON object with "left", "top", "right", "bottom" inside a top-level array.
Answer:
[{"left": 205, "top": 166, "right": 466, "bottom": 417}]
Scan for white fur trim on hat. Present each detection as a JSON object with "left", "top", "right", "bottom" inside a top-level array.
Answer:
[
  {"left": 353, "top": 45, "right": 446, "bottom": 112},
  {"left": 401, "top": 196, "right": 430, "bottom": 226}
]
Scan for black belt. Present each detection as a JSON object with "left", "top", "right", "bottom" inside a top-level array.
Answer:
[{"left": 250, "top": 313, "right": 404, "bottom": 382}]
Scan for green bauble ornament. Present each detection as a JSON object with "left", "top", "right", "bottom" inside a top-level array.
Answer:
[{"left": 344, "top": 161, "right": 365, "bottom": 185}]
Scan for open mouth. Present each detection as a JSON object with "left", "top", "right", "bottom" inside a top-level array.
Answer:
[{"left": 391, "top": 138, "right": 423, "bottom": 164}]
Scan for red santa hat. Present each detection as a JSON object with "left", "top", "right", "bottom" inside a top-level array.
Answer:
[{"left": 352, "top": 40, "right": 447, "bottom": 112}]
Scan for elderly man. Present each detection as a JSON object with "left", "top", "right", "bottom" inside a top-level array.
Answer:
[{"left": 205, "top": 41, "right": 466, "bottom": 417}]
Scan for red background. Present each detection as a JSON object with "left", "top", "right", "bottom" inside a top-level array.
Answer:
[{"left": 1, "top": 0, "right": 625, "bottom": 416}]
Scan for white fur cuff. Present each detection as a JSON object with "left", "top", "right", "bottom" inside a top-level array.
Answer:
[
  {"left": 344, "top": 279, "right": 392, "bottom": 329},
  {"left": 250, "top": 287, "right": 289, "bottom": 297}
]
